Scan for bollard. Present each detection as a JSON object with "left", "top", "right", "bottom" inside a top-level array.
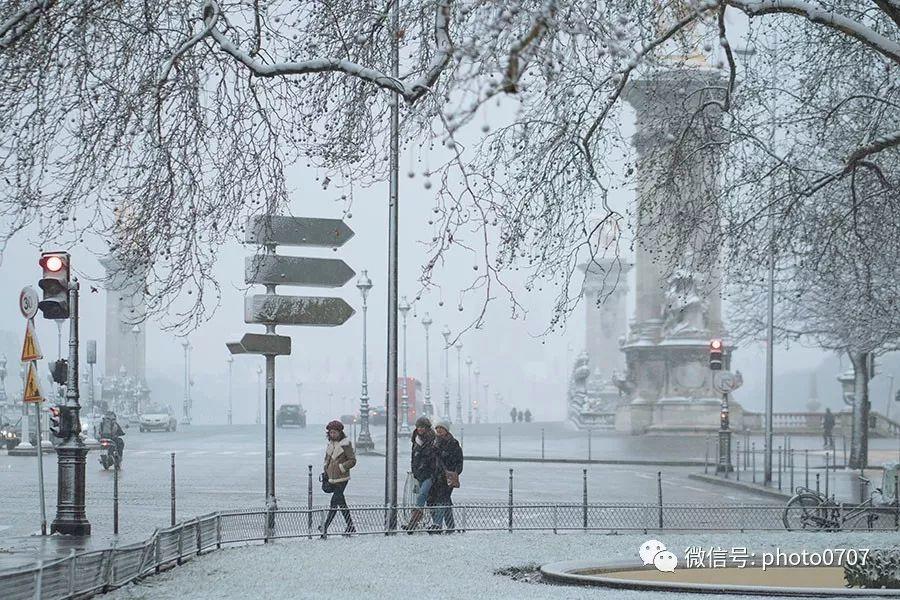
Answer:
[
  {"left": 825, "top": 453, "right": 830, "bottom": 499},
  {"left": 816, "top": 472, "right": 821, "bottom": 495},
  {"left": 805, "top": 449, "right": 809, "bottom": 489},
  {"left": 789, "top": 448, "right": 794, "bottom": 493},
  {"left": 508, "top": 469, "right": 514, "bottom": 532},
  {"left": 777, "top": 445, "right": 782, "bottom": 491},
  {"left": 498, "top": 427, "right": 502, "bottom": 460},
  {"left": 736, "top": 442, "right": 741, "bottom": 481},
  {"left": 170, "top": 453, "right": 176, "bottom": 527},
  {"left": 582, "top": 469, "right": 588, "bottom": 530},
  {"left": 541, "top": 428, "right": 545, "bottom": 460},
  {"left": 752, "top": 442, "right": 756, "bottom": 483},
  {"left": 657, "top": 471, "right": 663, "bottom": 529},
  {"left": 307, "top": 465, "right": 313, "bottom": 539},
  {"left": 704, "top": 438, "right": 710, "bottom": 475},
  {"left": 588, "top": 429, "right": 592, "bottom": 461},
  {"left": 113, "top": 460, "right": 119, "bottom": 535}
]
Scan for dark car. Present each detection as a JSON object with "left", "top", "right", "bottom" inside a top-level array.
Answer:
[
  {"left": 276, "top": 404, "right": 306, "bottom": 428},
  {"left": 369, "top": 406, "right": 386, "bottom": 426}
]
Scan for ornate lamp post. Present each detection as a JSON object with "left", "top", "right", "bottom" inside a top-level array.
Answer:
[
  {"left": 255, "top": 366, "right": 263, "bottom": 425},
  {"left": 455, "top": 341, "right": 463, "bottom": 424},
  {"left": 131, "top": 324, "right": 141, "bottom": 378},
  {"left": 356, "top": 270, "right": 374, "bottom": 452},
  {"left": 465, "top": 357, "right": 473, "bottom": 424},
  {"left": 226, "top": 356, "right": 234, "bottom": 425},
  {"left": 398, "top": 296, "right": 411, "bottom": 434},
  {"left": 421, "top": 313, "right": 433, "bottom": 417},
  {"left": 181, "top": 338, "right": 192, "bottom": 425},
  {"left": 473, "top": 366, "right": 480, "bottom": 424},
  {"left": 441, "top": 326, "right": 452, "bottom": 423}
]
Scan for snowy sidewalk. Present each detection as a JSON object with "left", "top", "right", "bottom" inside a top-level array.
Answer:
[{"left": 103, "top": 530, "right": 900, "bottom": 600}]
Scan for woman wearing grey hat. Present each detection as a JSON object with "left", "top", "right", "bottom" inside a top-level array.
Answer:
[
  {"left": 428, "top": 419, "right": 463, "bottom": 533},
  {"left": 402, "top": 416, "right": 436, "bottom": 532}
]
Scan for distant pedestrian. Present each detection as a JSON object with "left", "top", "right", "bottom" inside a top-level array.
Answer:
[
  {"left": 823, "top": 408, "right": 835, "bottom": 449},
  {"left": 428, "top": 419, "right": 463, "bottom": 533},
  {"left": 510, "top": 407, "right": 517, "bottom": 423},
  {"left": 320, "top": 420, "right": 356, "bottom": 537},
  {"left": 403, "top": 416, "right": 436, "bottom": 532},
  {"left": 524, "top": 409, "right": 532, "bottom": 423},
  {"left": 516, "top": 409, "right": 524, "bottom": 423}
]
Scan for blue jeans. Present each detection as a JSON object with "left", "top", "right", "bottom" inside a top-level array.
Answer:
[
  {"left": 431, "top": 494, "right": 454, "bottom": 528},
  {"left": 415, "top": 477, "right": 433, "bottom": 507}
]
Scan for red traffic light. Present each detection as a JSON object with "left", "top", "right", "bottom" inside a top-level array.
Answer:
[
  {"left": 710, "top": 339, "right": 723, "bottom": 350},
  {"left": 40, "top": 254, "right": 67, "bottom": 272}
]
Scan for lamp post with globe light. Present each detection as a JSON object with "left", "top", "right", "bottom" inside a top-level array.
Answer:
[
  {"left": 226, "top": 356, "right": 234, "bottom": 425},
  {"left": 355, "top": 271, "right": 374, "bottom": 452},
  {"left": 421, "top": 313, "right": 433, "bottom": 417},
  {"left": 398, "top": 296, "right": 411, "bottom": 435},
  {"left": 473, "top": 366, "right": 480, "bottom": 424},
  {"left": 181, "top": 339, "right": 192, "bottom": 425},
  {"left": 466, "top": 357, "right": 473, "bottom": 424},
  {"left": 442, "top": 326, "right": 452, "bottom": 423}
]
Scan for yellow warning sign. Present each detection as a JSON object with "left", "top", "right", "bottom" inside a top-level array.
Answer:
[
  {"left": 23, "top": 361, "right": 42, "bottom": 404},
  {"left": 21, "top": 320, "right": 42, "bottom": 363}
]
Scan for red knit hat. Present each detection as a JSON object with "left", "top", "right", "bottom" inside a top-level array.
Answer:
[{"left": 326, "top": 420, "right": 344, "bottom": 431}]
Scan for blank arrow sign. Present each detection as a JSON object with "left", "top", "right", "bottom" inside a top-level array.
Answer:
[
  {"left": 245, "top": 255, "right": 355, "bottom": 288},
  {"left": 245, "top": 216, "right": 354, "bottom": 248},
  {"left": 244, "top": 295, "right": 355, "bottom": 326},
  {"left": 227, "top": 333, "right": 292, "bottom": 356}
]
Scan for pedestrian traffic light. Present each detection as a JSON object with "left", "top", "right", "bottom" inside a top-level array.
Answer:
[
  {"left": 50, "top": 359, "right": 68, "bottom": 386},
  {"left": 709, "top": 339, "right": 723, "bottom": 371},
  {"left": 37, "top": 251, "right": 70, "bottom": 319},
  {"left": 48, "top": 405, "right": 64, "bottom": 438}
]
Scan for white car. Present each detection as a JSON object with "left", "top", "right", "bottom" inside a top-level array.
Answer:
[{"left": 139, "top": 405, "right": 178, "bottom": 432}]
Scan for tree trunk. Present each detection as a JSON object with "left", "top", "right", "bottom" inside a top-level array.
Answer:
[{"left": 848, "top": 351, "right": 870, "bottom": 469}]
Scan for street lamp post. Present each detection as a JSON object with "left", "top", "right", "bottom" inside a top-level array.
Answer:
[
  {"left": 442, "top": 326, "right": 452, "bottom": 423},
  {"left": 421, "top": 313, "right": 433, "bottom": 417},
  {"left": 356, "top": 271, "right": 374, "bottom": 452},
  {"left": 466, "top": 357, "right": 473, "bottom": 424},
  {"left": 255, "top": 366, "right": 262, "bottom": 425},
  {"left": 226, "top": 356, "right": 234, "bottom": 425},
  {"left": 455, "top": 342, "right": 463, "bottom": 424},
  {"left": 483, "top": 383, "right": 489, "bottom": 424},
  {"left": 399, "top": 296, "right": 411, "bottom": 434},
  {"left": 474, "top": 366, "right": 480, "bottom": 424},
  {"left": 181, "top": 339, "right": 191, "bottom": 426}
]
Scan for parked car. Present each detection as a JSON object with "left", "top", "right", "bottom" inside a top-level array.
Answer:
[
  {"left": 139, "top": 404, "right": 178, "bottom": 432},
  {"left": 276, "top": 404, "right": 306, "bottom": 428},
  {"left": 1, "top": 421, "right": 20, "bottom": 449}
]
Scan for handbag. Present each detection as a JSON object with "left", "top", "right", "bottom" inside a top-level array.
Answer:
[
  {"left": 445, "top": 470, "right": 460, "bottom": 489},
  {"left": 320, "top": 471, "right": 334, "bottom": 493}
]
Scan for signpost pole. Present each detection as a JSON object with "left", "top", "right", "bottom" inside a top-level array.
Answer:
[{"left": 34, "top": 401, "right": 47, "bottom": 535}]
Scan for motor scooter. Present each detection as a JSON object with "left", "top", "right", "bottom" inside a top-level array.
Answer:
[{"left": 98, "top": 437, "right": 121, "bottom": 470}]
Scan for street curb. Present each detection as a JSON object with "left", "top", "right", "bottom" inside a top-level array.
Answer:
[{"left": 688, "top": 473, "right": 792, "bottom": 500}]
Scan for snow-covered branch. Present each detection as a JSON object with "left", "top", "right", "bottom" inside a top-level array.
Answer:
[
  {"left": 727, "top": 0, "right": 900, "bottom": 64},
  {"left": 0, "top": 0, "right": 55, "bottom": 49}
]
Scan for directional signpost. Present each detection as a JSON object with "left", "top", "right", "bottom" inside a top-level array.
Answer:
[{"left": 229, "top": 215, "right": 356, "bottom": 535}]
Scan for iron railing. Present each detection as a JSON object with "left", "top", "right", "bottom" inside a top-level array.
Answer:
[{"left": 3, "top": 501, "right": 900, "bottom": 600}]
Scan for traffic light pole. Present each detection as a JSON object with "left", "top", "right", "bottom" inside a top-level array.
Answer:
[{"left": 50, "top": 279, "right": 90, "bottom": 536}]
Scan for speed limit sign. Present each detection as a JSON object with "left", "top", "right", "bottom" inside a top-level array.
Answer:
[{"left": 19, "top": 286, "right": 39, "bottom": 320}]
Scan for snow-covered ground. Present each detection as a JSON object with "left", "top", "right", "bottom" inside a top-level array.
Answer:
[{"left": 103, "top": 530, "right": 900, "bottom": 600}]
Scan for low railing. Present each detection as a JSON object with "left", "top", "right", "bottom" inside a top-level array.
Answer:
[{"left": 4, "top": 501, "right": 900, "bottom": 600}]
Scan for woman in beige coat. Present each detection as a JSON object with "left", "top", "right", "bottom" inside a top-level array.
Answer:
[{"left": 321, "top": 420, "right": 357, "bottom": 537}]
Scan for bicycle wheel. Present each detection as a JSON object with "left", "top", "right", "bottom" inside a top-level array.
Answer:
[{"left": 783, "top": 493, "right": 832, "bottom": 531}]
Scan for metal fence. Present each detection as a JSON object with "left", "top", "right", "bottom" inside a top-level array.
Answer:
[{"left": 4, "top": 501, "right": 900, "bottom": 599}]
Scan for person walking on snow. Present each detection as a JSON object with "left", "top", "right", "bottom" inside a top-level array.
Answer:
[
  {"left": 403, "top": 416, "right": 436, "bottom": 532},
  {"left": 823, "top": 408, "right": 835, "bottom": 449},
  {"left": 428, "top": 419, "right": 463, "bottom": 533},
  {"left": 321, "top": 420, "right": 356, "bottom": 537}
]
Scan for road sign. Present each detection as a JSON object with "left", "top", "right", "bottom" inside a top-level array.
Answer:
[
  {"left": 23, "top": 362, "right": 42, "bottom": 403},
  {"left": 20, "top": 286, "right": 39, "bottom": 319},
  {"left": 245, "top": 255, "right": 355, "bottom": 288},
  {"left": 244, "top": 295, "right": 355, "bottom": 326},
  {"left": 21, "top": 320, "right": 42, "bottom": 363},
  {"left": 713, "top": 370, "right": 743, "bottom": 393},
  {"left": 227, "top": 333, "right": 292, "bottom": 356},
  {"left": 244, "top": 216, "right": 354, "bottom": 248}
]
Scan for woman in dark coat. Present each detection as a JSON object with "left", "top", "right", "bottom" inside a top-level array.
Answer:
[
  {"left": 403, "top": 416, "right": 436, "bottom": 531},
  {"left": 428, "top": 419, "right": 463, "bottom": 533}
]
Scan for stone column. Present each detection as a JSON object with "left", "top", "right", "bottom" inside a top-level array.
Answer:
[
  {"left": 581, "top": 259, "right": 631, "bottom": 380},
  {"left": 101, "top": 257, "right": 148, "bottom": 382}
]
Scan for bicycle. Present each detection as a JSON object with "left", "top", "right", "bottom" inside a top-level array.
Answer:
[{"left": 783, "top": 474, "right": 898, "bottom": 531}]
